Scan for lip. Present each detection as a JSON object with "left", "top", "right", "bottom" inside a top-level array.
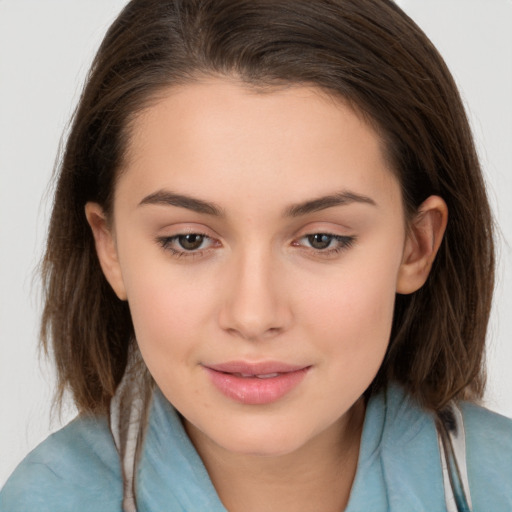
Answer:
[{"left": 203, "top": 361, "right": 311, "bottom": 405}]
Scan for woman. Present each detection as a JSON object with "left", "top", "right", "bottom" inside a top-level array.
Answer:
[{"left": 1, "top": 1, "right": 511, "bottom": 510}]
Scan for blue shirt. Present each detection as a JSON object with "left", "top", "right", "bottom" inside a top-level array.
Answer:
[{"left": 1, "top": 385, "right": 511, "bottom": 511}]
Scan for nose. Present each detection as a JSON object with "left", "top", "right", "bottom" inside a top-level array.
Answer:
[{"left": 218, "top": 247, "right": 292, "bottom": 341}]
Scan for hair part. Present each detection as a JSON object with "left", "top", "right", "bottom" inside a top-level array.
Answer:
[{"left": 42, "top": 0, "right": 494, "bottom": 414}]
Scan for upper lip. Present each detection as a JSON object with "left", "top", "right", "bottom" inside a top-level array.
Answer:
[{"left": 204, "top": 361, "right": 310, "bottom": 375}]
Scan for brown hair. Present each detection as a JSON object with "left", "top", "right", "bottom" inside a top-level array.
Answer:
[{"left": 41, "top": 0, "right": 494, "bottom": 413}]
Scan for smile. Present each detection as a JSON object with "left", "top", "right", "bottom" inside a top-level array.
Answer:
[
  {"left": 203, "top": 362, "right": 310, "bottom": 405},
  {"left": 231, "top": 373, "right": 280, "bottom": 379}
]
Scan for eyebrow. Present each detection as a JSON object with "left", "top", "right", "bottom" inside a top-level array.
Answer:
[
  {"left": 284, "top": 191, "right": 377, "bottom": 217},
  {"left": 139, "top": 190, "right": 224, "bottom": 216},
  {"left": 138, "top": 189, "right": 376, "bottom": 217}
]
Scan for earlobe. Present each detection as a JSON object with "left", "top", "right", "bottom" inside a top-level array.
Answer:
[
  {"left": 396, "top": 195, "right": 448, "bottom": 295},
  {"left": 85, "top": 202, "right": 127, "bottom": 301}
]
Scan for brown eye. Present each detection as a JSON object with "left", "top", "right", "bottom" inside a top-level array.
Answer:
[
  {"left": 178, "top": 234, "right": 205, "bottom": 250},
  {"left": 307, "top": 234, "right": 333, "bottom": 250}
]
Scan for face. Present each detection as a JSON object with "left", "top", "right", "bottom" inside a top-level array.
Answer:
[{"left": 88, "top": 78, "right": 432, "bottom": 458}]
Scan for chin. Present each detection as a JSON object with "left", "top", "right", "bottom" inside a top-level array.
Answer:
[
  {"left": 217, "top": 429, "right": 309, "bottom": 458},
  {"left": 196, "top": 410, "right": 324, "bottom": 458}
]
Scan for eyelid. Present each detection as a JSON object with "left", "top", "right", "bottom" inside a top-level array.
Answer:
[
  {"left": 156, "top": 229, "right": 221, "bottom": 259},
  {"left": 291, "top": 231, "right": 357, "bottom": 258},
  {"left": 291, "top": 221, "right": 354, "bottom": 239},
  {"left": 294, "top": 233, "right": 356, "bottom": 247},
  {"left": 154, "top": 223, "right": 356, "bottom": 260}
]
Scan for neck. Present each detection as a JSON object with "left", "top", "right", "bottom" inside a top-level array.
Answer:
[{"left": 185, "top": 399, "right": 365, "bottom": 512}]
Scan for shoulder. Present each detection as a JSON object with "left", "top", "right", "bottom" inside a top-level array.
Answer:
[
  {"left": 383, "top": 387, "right": 512, "bottom": 481},
  {"left": 0, "top": 414, "right": 122, "bottom": 512},
  {"left": 363, "top": 385, "right": 512, "bottom": 509},
  {"left": 461, "top": 400, "right": 512, "bottom": 449},
  {"left": 460, "top": 401, "right": 512, "bottom": 510}
]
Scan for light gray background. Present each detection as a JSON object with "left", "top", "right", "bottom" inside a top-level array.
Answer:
[{"left": 1, "top": 0, "right": 511, "bottom": 487}]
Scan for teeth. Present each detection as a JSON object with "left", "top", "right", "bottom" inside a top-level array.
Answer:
[{"left": 234, "top": 372, "right": 280, "bottom": 379}]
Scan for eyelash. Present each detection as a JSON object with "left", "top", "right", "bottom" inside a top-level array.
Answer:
[
  {"left": 157, "top": 233, "right": 214, "bottom": 259},
  {"left": 294, "top": 233, "right": 356, "bottom": 256},
  {"left": 156, "top": 232, "right": 357, "bottom": 259}
]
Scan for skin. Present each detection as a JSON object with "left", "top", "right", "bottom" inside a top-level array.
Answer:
[{"left": 86, "top": 78, "right": 447, "bottom": 511}]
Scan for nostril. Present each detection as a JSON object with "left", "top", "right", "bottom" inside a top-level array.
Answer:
[
  {"left": 223, "top": 324, "right": 283, "bottom": 342},
  {"left": 217, "top": 264, "right": 292, "bottom": 340}
]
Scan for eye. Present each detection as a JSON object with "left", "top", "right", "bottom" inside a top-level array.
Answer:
[
  {"left": 306, "top": 233, "right": 337, "bottom": 250},
  {"left": 293, "top": 233, "right": 356, "bottom": 255},
  {"left": 156, "top": 232, "right": 219, "bottom": 258},
  {"left": 176, "top": 233, "right": 207, "bottom": 251}
]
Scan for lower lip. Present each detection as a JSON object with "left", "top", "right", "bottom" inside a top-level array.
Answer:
[{"left": 204, "top": 367, "right": 309, "bottom": 405}]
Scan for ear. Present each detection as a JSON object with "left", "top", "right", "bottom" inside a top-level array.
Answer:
[
  {"left": 85, "top": 202, "right": 127, "bottom": 301},
  {"left": 396, "top": 195, "right": 448, "bottom": 295}
]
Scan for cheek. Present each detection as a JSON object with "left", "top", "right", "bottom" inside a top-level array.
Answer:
[
  {"left": 301, "top": 250, "right": 400, "bottom": 370},
  {"left": 116, "top": 244, "right": 216, "bottom": 370},
  {"left": 124, "top": 271, "right": 214, "bottom": 402},
  {"left": 126, "top": 272, "right": 210, "bottom": 348}
]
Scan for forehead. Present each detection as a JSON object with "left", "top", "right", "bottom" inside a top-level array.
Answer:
[{"left": 116, "top": 78, "right": 401, "bottom": 215}]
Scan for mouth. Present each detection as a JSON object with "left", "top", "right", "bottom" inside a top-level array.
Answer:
[
  {"left": 227, "top": 372, "right": 282, "bottom": 379},
  {"left": 203, "top": 361, "right": 311, "bottom": 405}
]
